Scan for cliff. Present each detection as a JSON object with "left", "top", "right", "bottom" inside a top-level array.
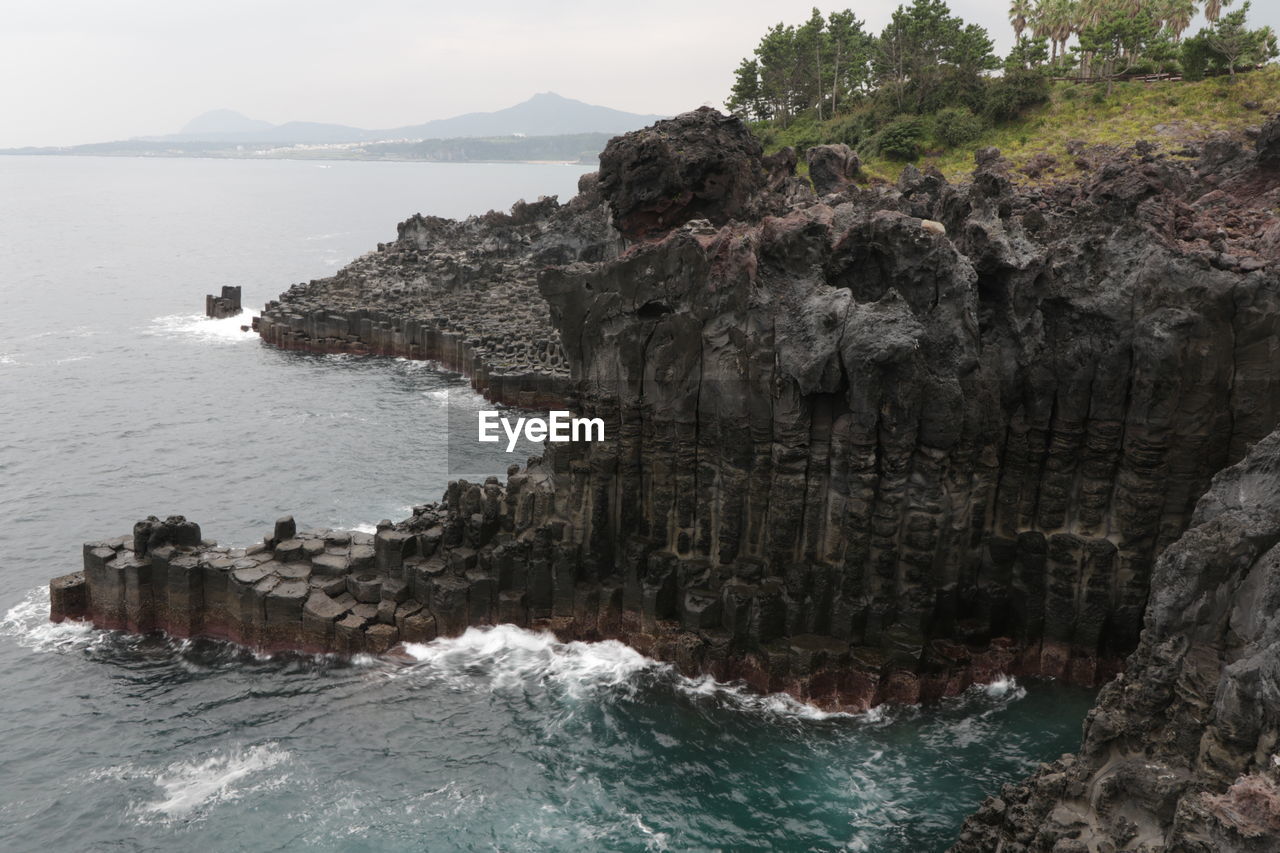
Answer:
[
  {"left": 50, "top": 107, "right": 1280, "bottom": 849},
  {"left": 952, "top": 429, "right": 1280, "bottom": 851}
]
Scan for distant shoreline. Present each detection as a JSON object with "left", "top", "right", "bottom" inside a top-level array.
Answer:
[
  {"left": 1, "top": 127, "right": 613, "bottom": 167},
  {"left": 0, "top": 151, "right": 595, "bottom": 166}
]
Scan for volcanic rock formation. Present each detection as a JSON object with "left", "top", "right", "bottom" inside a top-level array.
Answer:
[
  {"left": 205, "top": 285, "right": 242, "bottom": 319},
  {"left": 952, "top": 429, "right": 1280, "bottom": 852},
  {"left": 251, "top": 181, "right": 617, "bottom": 407},
  {"left": 52, "top": 106, "right": 1280, "bottom": 850}
]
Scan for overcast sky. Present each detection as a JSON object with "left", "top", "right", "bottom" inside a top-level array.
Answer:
[{"left": 3, "top": 0, "right": 1276, "bottom": 148}]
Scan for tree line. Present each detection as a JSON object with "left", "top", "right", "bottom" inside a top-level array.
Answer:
[
  {"left": 727, "top": 0, "right": 1277, "bottom": 129},
  {"left": 1015, "top": 0, "right": 1277, "bottom": 89},
  {"left": 727, "top": 1, "right": 1001, "bottom": 125}
]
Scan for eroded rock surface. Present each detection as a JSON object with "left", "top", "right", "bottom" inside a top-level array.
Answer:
[
  {"left": 952, "top": 428, "right": 1280, "bottom": 852},
  {"left": 806, "top": 143, "right": 861, "bottom": 194},
  {"left": 598, "top": 106, "right": 787, "bottom": 238}
]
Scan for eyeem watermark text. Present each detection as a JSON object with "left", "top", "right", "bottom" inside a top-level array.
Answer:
[{"left": 478, "top": 410, "right": 605, "bottom": 451}]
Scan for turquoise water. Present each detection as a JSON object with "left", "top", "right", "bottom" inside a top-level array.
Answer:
[{"left": 0, "top": 155, "right": 1095, "bottom": 852}]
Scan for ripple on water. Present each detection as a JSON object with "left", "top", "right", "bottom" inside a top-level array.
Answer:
[{"left": 91, "top": 742, "right": 294, "bottom": 824}]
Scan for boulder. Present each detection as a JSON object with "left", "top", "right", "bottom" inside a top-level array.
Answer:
[
  {"left": 1257, "top": 114, "right": 1280, "bottom": 163},
  {"left": 598, "top": 106, "right": 778, "bottom": 238},
  {"left": 805, "top": 144, "right": 860, "bottom": 194}
]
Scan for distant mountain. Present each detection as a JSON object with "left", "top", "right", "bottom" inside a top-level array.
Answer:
[
  {"left": 145, "top": 94, "right": 665, "bottom": 145},
  {"left": 179, "top": 109, "right": 274, "bottom": 136},
  {"left": 148, "top": 111, "right": 368, "bottom": 144},
  {"left": 385, "top": 93, "right": 665, "bottom": 139}
]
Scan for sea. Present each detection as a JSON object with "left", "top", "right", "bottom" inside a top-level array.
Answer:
[{"left": 0, "top": 154, "right": 1095, "bottom": 852}]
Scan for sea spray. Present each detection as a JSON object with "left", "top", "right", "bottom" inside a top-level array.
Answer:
[
  {"left": 131, "top": 743, "right": 292, "bottom": 822},
  {"left": 147, "top": 309, "right": 260, "bottom": 344},
  {"left": 400, "top": 624, "right": 868, "bottom": 720},
  {"left": 401, "top": 624, "right": 656, "bottom": 698},
  {"left": 1, "top": 587, "right": 100, "bottom": 654}
]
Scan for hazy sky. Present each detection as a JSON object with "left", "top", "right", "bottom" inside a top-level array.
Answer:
[{"left": 3, "top": 0, "right": 1276, "bottom": 148}]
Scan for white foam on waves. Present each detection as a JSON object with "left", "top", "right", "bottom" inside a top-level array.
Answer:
[
  {"left": 677, "top": 673, "right": 854, "bottom": 721},
  {"left": 0, "top": 587, "right": 102, "bottom": 654},
  {"left": 148, "top": 308, "right": 260, "bottom": 344},
  {"left": 982, "top": 674, "right": 1026, "bottom": 701},
  {"left": 132, "top": 743, "right": 292, "bottom": 822},
  {"left": 401, "top": 624, "right": 856, "bottom": 720},
  {"left": 402, "top": 624, "right": 653, "bottom": 698}
]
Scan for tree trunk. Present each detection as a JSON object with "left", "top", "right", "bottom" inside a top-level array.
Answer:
[{"left": 831, "top": 50, "right": 841, "bottom": 116}]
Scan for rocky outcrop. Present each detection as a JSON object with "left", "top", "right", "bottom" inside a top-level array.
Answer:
[
  {"left": 250, "top": 175, "right": 619, "bottom": 407},
  {"left": 952, "top": 427, "right": 1280, "bottom": 852},
  {"left": 598, "top": 106, "right": 787, "bottom": 239},
  {"left": 1257, "top": 117, "right": 1280, "bottom": 163},
  {"left": 806, "top": 143, "right": 861, "bottom": 195},
  {"left": 52, "top": 109, "right": 1280, "bottom": 845},
  {"left": 205, "top": 285, "right": 242, "bottom": 318}
]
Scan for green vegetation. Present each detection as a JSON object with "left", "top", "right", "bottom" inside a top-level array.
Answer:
[
  {"left": 758, "top": 65, "right": 1280, "bottom": 182},
  {"left": 728, "top": 0, "right": 1277, "bottom": 182}
]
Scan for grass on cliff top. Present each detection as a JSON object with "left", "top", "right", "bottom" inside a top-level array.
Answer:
[{"left": 765, "top": 65, "right": 1280, "bottom": 185}]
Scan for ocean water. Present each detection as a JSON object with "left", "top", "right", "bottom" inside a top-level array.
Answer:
[{"left": 0, "top": 155, "right": 1095, "bottom": 852}]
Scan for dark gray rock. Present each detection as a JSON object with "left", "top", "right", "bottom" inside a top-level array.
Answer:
[
  {"left": 1257, "top": 114, "right": 1280, "bottom": 163},
  {"left": 598, "top": 106, "right": 783, "bottom": 239},
  {"left": 805, "top": 144, "right": 860, "bottom": 195},
  {"left": 952, "top": 429, "right": 1280, "bottom": 851}
]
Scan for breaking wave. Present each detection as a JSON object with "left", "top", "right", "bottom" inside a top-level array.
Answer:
[
  {"left": 4, "top": 586, "right": 1026, "bottom": 724},
  {"left": 147, "top": 309, "right": 259, "bottom": 344},
  {"left": 0, "top": 587, "right": 102, "bottom": 654},
  {"left": 400, "top": 624, "right": 859, "bottom": 721},
  {"left": 402, "top": 624, "right": 654, "bottom": 697}
]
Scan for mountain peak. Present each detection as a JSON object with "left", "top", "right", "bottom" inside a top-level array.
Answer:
[{"left": 180, "top": 109, "right": 274, "bottom": 136}]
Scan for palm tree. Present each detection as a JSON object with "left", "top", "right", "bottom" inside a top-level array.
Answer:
[
  {"left": 1010, "top": 0, "right": 1034, "bottom": 40},
  {"left": 1032, "top": 0, "right": 1062, "bottom": 62},
  {"left": 1204, "top": 0, "right": 1234, "bottom": 23},
  {"left": 1076, "top": 0, "right": 1108, "bottom": 29},
  {"left": 1041, "top": 0, "right": 1078, "bottom": 64},
  {"left": 1029, "top": 0, "right": 1049, "bottom": 53},
  {"left": 1158, "top": 0, "right": 1197, "bottom": 40}
]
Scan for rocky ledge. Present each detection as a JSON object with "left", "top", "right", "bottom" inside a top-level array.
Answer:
[
  {"left": 249, "top": 183, "right": 618, "bottom": 408},
  {"left": 52, "top": 107, "right": 1280, "bottom": 848}
]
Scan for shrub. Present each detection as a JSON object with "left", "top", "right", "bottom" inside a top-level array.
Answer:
[
  {"left": 831, "top": 113, "right": 876, "bottom": 148},
  {"left": 779, "top": 118, "right": 827, "bottom": 153},
  {"left": 984, "top": 69, "right": 1051, "bottom": 122},
  {"left": 915, "top": 67, "right": 990, "bottom": 115},
  {"left": 753, "top": 125, "right": 779, "bottom": 150},
  {"left": 933, "top": 106, "right": 987, "bottom": 147},
  {"left": 873, "top": 117, "right": 926, "bottom": 160}
]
